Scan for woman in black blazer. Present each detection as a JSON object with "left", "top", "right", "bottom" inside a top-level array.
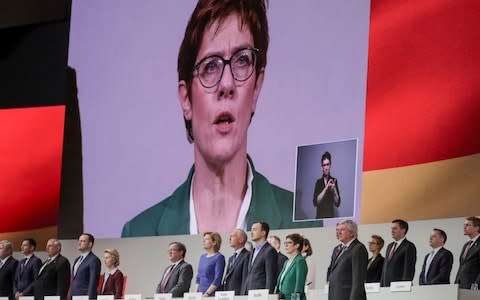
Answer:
[{"left": 366, "top": 234, "right": 385, "bottom": 283}]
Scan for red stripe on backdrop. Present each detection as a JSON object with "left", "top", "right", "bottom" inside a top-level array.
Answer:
[
  {"left": 364, "top": 0, "right": 480, "bottom": 171},
  {"left": 0, "top": 106, "right": 65, "bottom": 232}
]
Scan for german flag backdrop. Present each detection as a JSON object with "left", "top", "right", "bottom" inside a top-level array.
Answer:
[
  {"left": 361, "top": 0, "right": 480, "bottom": 223},
  {"left": 0, "top": 106, "right": 65, "bottom": 248}
]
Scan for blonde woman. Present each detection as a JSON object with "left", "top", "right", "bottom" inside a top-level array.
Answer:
[
  {"left": 195, "top": 232, "right": 225, "bottom": 297},
  {"left": 98, "top": 249, "right": 124, "bottom": 299}
]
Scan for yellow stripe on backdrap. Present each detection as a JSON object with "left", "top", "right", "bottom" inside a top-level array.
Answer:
[
  {"left": 0, "top": 226, "right": 57, "bottom": 251},
  {"left": 361, "top": 153, "right": 480, "bottom": 224}
]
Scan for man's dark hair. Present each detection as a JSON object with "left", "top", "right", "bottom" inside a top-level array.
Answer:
[
  {"left": 466, "top": 216, "right": 480, "bottom": 230},
  {"left": 81, "top": 233, "right": 95, "bottom": 246},
  {"left": 24, "top": 238, "right": 37, "bottom": 250},
  {"left": 392, "top": 219, "right": 409, "bottom": 234},
  {"left": 254, "top": 221, "right": 270, "bottom": 238},
  {"left": 321, "top": 151, "right": 331, "bottom": 162},
  {"left": 170, "top": 242, "right": 187, "bottom": 258},
  {"left": 433, "top": 228, "right": 447, "bottom": 243}
]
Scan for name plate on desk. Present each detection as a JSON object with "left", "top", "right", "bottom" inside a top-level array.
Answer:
[
  {"left": 154, "top": 293, "right": 172, "bottom": 300},
  {"left": 0, "top": 297, "right": 9, "bottom": 300},
  {"left": 72, "top": 296, "right": 89, "bottom": 300},
  {"left": 323, "top": 284, "right": 329, "bottom": 294},
  {"left": 364, "top": 282, "right": 380, "bottom": 293},
  {"left": 183, "top": 292, "right": 202, "bottom": 300},
  {"left": 215, "top": 290, "right": 234, "bottom": 300},
  {"left": 390, "top": 281, "right": 412, "bottom": 292},
  {"left": 19, "top": 297, "right": 34, "bottom": 300},
  {"left": 97, "top": 296, "right": 114, "bottom": 300},
  {"left": 248, "top": 289, "right": 269, "bottom": 300},
  {"left": 124, "top": 294, "right": 141, "bottom": 300},
  {"left": 44, "top": 297, "right": 60, "bottom": 300}
]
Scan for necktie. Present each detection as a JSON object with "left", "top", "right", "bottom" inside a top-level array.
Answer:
[
  {"left": 232, "top": 252, "right": 238, "bottom": 265},
  {"left": 39, "top": 258, "right": 51, "bottom": 274},
  {"left": 74, "top": 256, "right": 84, "bottom": 276},
  {"left": 388, "top": 243, "right": 397, "bottom": 261},
  {"left": 424, "top": 251, "right": 435, "bottom": 281},
  {"left": 159, "top": 264, "right": 175, "bottom": 293},
  {"left": 462, "top": 240, "right": 473, "bottom": 259},
  {"left": 334, "top": 246, "right": 347, "bottom": 263},
  {"left": 0, "top": 260, "right": 3, "bottom": 269}
]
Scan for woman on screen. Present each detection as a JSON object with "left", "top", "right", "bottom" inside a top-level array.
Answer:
[{"left": 121, "top": 0, "right": 323, "bottom": 238}]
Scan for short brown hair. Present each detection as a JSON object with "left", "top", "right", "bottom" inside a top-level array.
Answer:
[
  {"left": 371, "top": 234, "right": 384, "bottom": 251},
  {"left": 204, "top": 232, "right": 222, "bottom": 252},
  {"left": 286, "top": 233, "right": 304, "bottom": 254},
  {"left": 466, "top": 216, "right": 480, "bottom": 231},
  {"left": 178, "top": 0, "right": 269, "bottom": 142}
]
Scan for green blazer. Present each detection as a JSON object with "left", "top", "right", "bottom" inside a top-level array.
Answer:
[
  {"left": 122, "top": 156, "right": 323, "bottom": 237},
  {"left": 276, "top": 254, "right": 307, "bottom": 300}
]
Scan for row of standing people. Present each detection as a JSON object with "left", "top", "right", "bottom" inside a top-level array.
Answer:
[
  {"left": 0, "top": 234, "right": 124, "bottom": 300},
  {"left": 157, "top": 221, "right": 310, "bottom": 299},
  {"left": 1, "top": 216, "right": 478, "bottom": 300},
  {"left": 324, "top": 216, "right": 480, "bottom": 300}
]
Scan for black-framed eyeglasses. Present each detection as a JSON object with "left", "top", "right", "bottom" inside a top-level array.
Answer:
[{"left": 193, "top": 47, "right": 259, "bottom": 88}]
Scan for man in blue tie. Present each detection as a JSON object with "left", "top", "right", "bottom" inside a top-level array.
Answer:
[
  {"left": 419, "top": 228, "right": 453, "bottom": 285},
  {"left": 14, "top": 238, "right": 42, "bottom": 298},
  {"left": 70, "top": 233, "right": 101, "bottom": 299},
  {"left": 223, "top": 229, "right": 249, "bottom": 295}
]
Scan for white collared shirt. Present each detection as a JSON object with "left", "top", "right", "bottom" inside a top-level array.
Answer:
[
  {"left": 0, "top": 255, "right": 12, "bottom": 268},
  {"left": 189, "top": 159, "right": 254, "bottom": 234},
  {"left": 394, "top": 236, "right": 406, "bottom": 247}
]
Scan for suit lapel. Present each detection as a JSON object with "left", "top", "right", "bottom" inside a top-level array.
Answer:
[
  {"left": 332, "top": 239, "right": 358, "bottom": 270},
  {"left": 279, "top": 255, "right": 298, "bottom": 286},
  {"left": 464, "top": 240, "right": 479, "bottom": 261}
]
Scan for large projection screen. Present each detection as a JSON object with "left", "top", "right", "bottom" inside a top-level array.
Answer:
[{"left": 68, "top": 0, "right": 370, "bottom": 238}]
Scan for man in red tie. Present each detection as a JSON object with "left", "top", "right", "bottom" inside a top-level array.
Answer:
[
  {"left": 155, "top": 242, "right": 193, "bottom": 298},
  {"left": 455, "top": 216, "right": 480, "bottom": 289},
  {"left": 380, "top": 219, "right": 417, "bottom": 287}
]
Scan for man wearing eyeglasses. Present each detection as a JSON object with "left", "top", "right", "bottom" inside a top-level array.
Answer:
[
  {"left": 313, "top": 151, "right": 341, "bottom": 219},
  {"left": 122, "top": 0, "right": 322, "bottom": 237}
]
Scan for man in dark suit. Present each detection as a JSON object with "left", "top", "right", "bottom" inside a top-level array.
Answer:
[
  {"left": 380, "top": 219, "right": 417, "bottom": 287},
  {"left": 242, "top": 222, "right": 278, "bottom": 295},
  {"left": 155, "top": 242, "right": 193, "bottom": 297},
  {"left": 32, "top": 239, "right": 71, "bottom": 300},
  {"left": 14, "top": 238, "right": 42, "bottom": 298},
  {"left": 419, "top": 228, "right": 453, "bottom": 285},
  {"left": 327, "top": 223, "right": 342, "bottom": 282},
  {"left": 455, "top": 216, "right": 480, "bottom": 289},
  {"left": 223, "top": 229, "right": 250, "bottom": 295},
  {"left": 267, "top": 235, "right": 288, "bottom": 273},
  {"left": 70, "top": 233, "right": 101, "bottom": 299},
  {"left": 0, "top": 240, "right": 19, "bottom": 300},
  {"left": 328, "top": 220, "right": 367, "bottom": 300}
]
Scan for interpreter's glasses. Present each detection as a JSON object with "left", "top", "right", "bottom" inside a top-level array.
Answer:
[{"left": 194, "top": 47, "right": 259, "bottom": 88}]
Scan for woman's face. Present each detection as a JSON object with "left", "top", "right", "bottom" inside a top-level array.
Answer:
[
  {"left": 203, "top": 234, "right": 215, "bottom": 251},
  {"left": 178, "top": 13, "right": 264, "bottom": 166},
  {"left": 368, "top": 239, "right": 379, "bottom": 253},
  {"left": 284, "top": 238, "right": 299, "bottom": 256},
  {"left": 104, "top": 252, "right": 115, "bottom": 269}
]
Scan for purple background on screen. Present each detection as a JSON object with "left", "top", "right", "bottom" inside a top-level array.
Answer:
[{"left": 68, "top": 0, "right": 371, "bottom": 238}]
